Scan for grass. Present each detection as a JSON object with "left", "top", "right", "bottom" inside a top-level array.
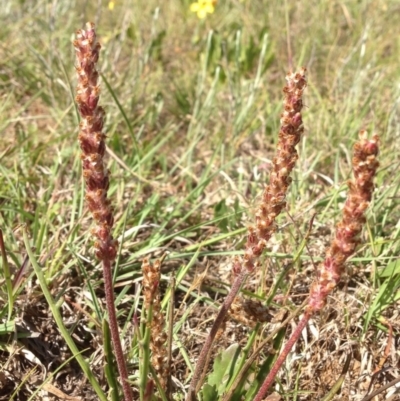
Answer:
[{"left": 1, "top": 0, "right": 400, "bottom": 400}]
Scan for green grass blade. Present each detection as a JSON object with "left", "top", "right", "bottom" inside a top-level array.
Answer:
[{"left": 22, "top": 228, "right": 108, "bottom": 401}]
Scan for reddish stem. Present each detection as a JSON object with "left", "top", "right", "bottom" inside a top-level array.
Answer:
[
  {"left": 253, "top": 311, "right": 311, "bottom": 401},
  {"left": 103, "top": 259, "right": 133, "bottom": 400},
  {"left": 74, "top": 22, "right": 133, "bottom": 401},
  {"left": 186, "top": 270, "right": 247, "bottom": 401}
]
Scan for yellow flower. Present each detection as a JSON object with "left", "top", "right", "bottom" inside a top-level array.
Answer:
[
  {"left": 108, "top": 1, "right": 115, "bottom": 10},
  {"left": 190, "top": 0, "right": 216, "bottom": 19}
]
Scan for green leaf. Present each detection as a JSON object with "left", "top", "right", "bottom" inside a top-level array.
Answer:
[
  {"left": 0, "top": 320, "right": 15, "bottom": 335},
  {"left": 214, "top": 200, "right": 229, "bottom": 232},
  {"left": 203, "top": 343, "right": 241, "bottom": 400},
  {"left": 202, "top": 383, "right": 217, "bottom": 401},
  {"left": 244, "top": 326, "right": 287, "bottom": 401},
  {"left": 378, "top": 258, "right": 400, "bottom": 278}
]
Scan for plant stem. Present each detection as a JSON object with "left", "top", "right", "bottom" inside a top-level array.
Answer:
[
  {"left": 252, "top": 311, "right": 311, "bottom": 401},
  {"left": 253, "top": 132, "right": 379, "bottom": 399},
  {"left": 186, "top": 68, "right": 308, "bottom": 401},
  {"left": 74, "top": 22, "right": 133, "bottom": 401},
  {"left": 103, "top": 259, "right": 133, "bottom": 401},
  {"left": 186, "top": 270, "right": 248, "bottom": 401},
  {"left": 221, "top": 300, "right": 307, "bottom": 401}
]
